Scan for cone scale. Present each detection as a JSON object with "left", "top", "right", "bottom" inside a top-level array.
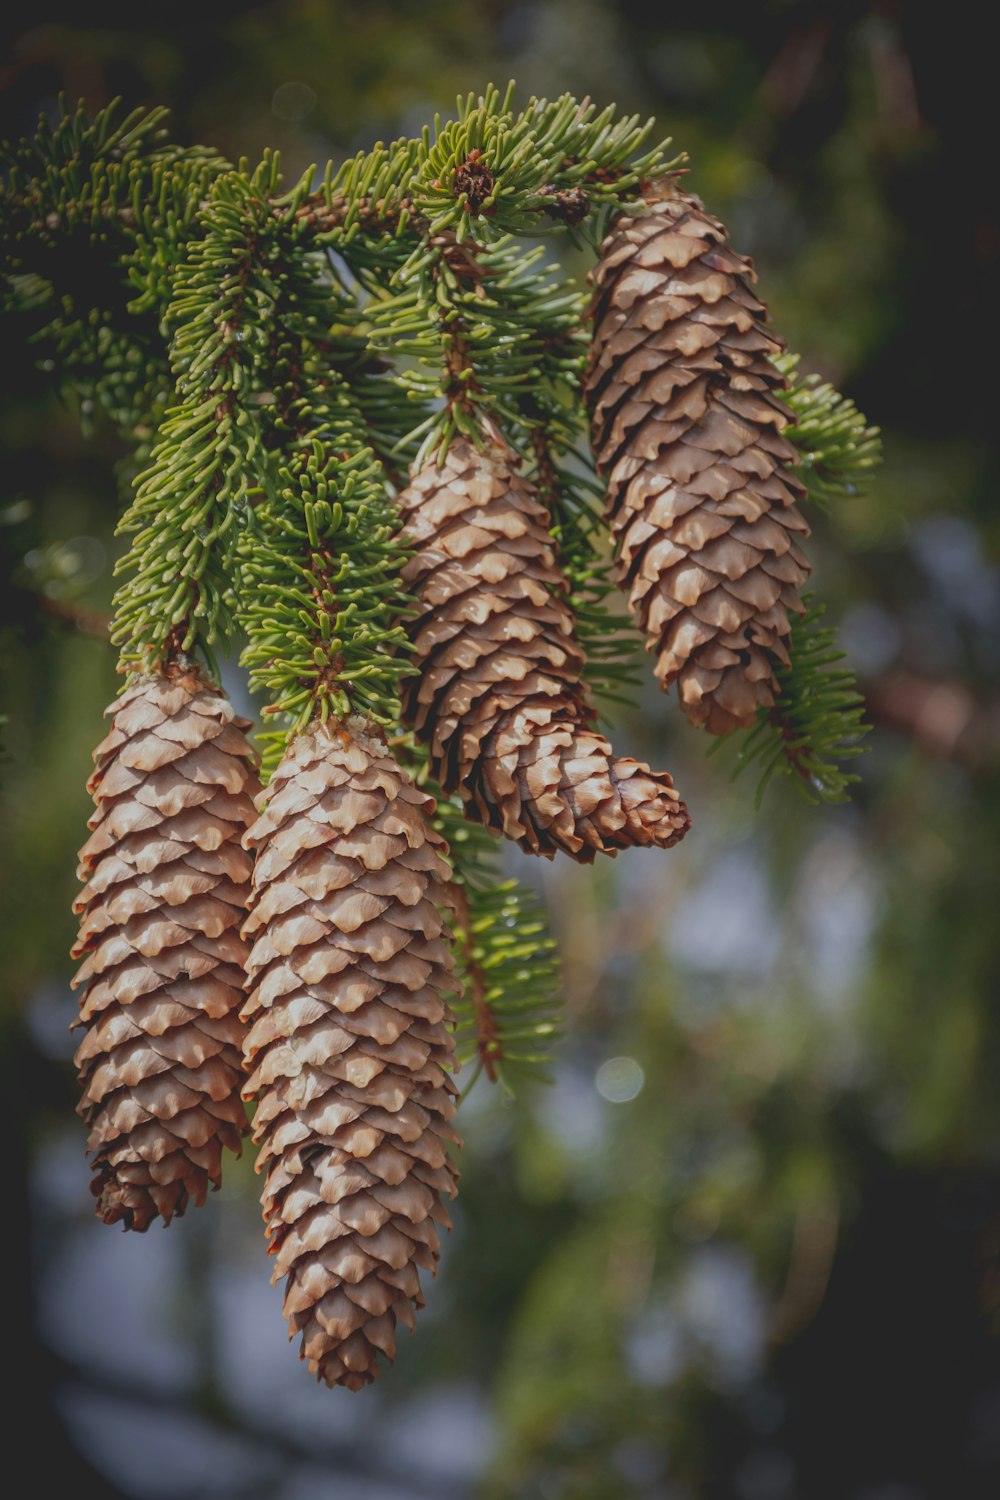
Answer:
[
  {"left": 71, "top": 667, "right": 260, "bottom": 1230},
  {"left": 397, "top": 433, "right": 690, "bottom": 861},
  {"left": 241, "top": 720, "right": 460, "bottom": 1390},
  {"left": 587, "top": 179, "right": 811, "bottom": 734}
]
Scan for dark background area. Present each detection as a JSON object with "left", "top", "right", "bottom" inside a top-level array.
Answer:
[{"left": 2, "top": 4, "right": 999, "bottom": 1497}]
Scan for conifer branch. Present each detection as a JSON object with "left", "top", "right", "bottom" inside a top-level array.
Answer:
[
  {"left": 232, "top": 226, "right": 415, "bottom": 773},
  {"left": 448, "top": 880, "right": 503, "bottom": 1084},
  {"left": 709, "top": 597, "right": 870, "bottom": 806},
  {"left": 490, "top": 249, "right": 644, "bottom": 715},
  {"left": 394, "top": 737, "right": 562, "bottom": 1088},
  {"left": 780, "top": 352, "right": 882, "bottom": 506},
  {"left": 111, "top": 166, "right": 279, "bottom": 671},
  {"left": 703, "top": 357, "right": 880, "bottom": 803},
  {"left": 2, "top": 102, "right": 230, "bottom": 438},
  {"left": 2, "top": 97, "right": 884, "bottom": 1057},
  {"left": 436, "top": 793, "right": 562, "bottom": 1088},
  {"left": 292, "top": 83, "right": 681, "bottom": 249},
  {"left": 5, "top": 93, "right": 900, "bottom": 1395}
]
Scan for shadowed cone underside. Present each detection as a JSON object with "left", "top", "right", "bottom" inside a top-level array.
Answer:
[
  {"left": 241, "top": 721, "right": 461, "bottom": 1390},
  {"left": 587, "top": 179, "right": 811, "bottom": 733},
  {"left": 71, "top": 667, "right": 260, "bottom": 1230},
  {"left": 397, "top": 435, "right": 690, "bottom": 860}
]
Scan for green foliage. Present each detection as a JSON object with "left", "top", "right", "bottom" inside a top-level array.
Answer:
[
  {"left": 124, "top": 150, "right": 233, "bottom": 317},
  {"left": 111, "top": 166, "right": 281, "bottom": 669},
  {"left": 302, "top": 82, "right": 680, "bottom": 248},
  {"left": 239, "top": 386, "right": 415, "bottom": 770},
  {"left": 711, "top": 352, "right": 882, "bottom": 804},
  {"left": 39, "top": 310, "right": 168, "bottom": 447},
  {"left": 438, "top": 793, "right": 562, "bottom": 1089},
  {"left": 1, "top": 89, "right": 882, "bottom": 1085},
  {"left": 3, "top": 19, "right": 993, "bottom": 1494},
  {"left": 480, "top": 242, "right": 643, "bottom": 712},
  {"left": 1, "top": 98, "right": 228, "bottom": 450},
  {"left": 393, "top": 732, "right": 561, "bottom": 1086},
  {"left": 230, "top": 217, "right": 417, "bottom": 770},
  {"left": 0, "top": 95, "right": 170, "bottom": 220},
  {"left": 781, "top": 351, "right": 883, "bottom": 506},
  {"left": 351, "top": 209, "right": 642, "bottom": 710},
  {"left": 710, "top": 597, "right": 870, "bottom": 806}
]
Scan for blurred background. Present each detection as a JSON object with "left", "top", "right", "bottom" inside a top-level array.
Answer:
[{"left": 2, "top": 4, "right": 998, "bottom": 1497}]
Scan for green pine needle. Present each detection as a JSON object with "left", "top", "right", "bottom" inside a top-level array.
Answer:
[
  {"left": 111, "top": 175, "right": 275, "bottom": 671},
  {"left": 3, "top": 98, "right": 886, "bottom": 1063},
  {"left": 400, "top": 742, "right": 563, "bottom": 1092},
  {"left": 450, "top": 862, "right": 563, "bottom": 1094},
  {"left": 781, "top": 351, "right": 882, "bottom": 507},
  {"left": 231, "top": 230, "right": 416, "bottom": 772},
  {"left": 709, "top": 597, "right": 870, "bottom": 808},
  {"left": 709, "top": 354, "right": 881, "bottom": 805}
]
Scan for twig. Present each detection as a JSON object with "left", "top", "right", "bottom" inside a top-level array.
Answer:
[{"left": 36, "top": 595, "right": 112, "bottom": 639}]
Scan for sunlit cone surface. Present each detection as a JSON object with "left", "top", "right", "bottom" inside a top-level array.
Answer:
[
  {"left": 587, "top": 179, "right": 811, "bottom": 733},
  {"left": 397, "top": 435, "right": 689, "bottom": 860},
  {"left": 71, "top": 667, "right": 260, "bottom": 1230},
  {"left": 241, "top": 721, "right": 460, "bottom": 1390}
]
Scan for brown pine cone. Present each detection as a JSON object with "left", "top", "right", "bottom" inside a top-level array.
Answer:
[
  {"left": 241, "top": 719, "right": 460, "bottom": 1390},
  {"left": 397, "top": 435, "right": 690, "bottom": 861},
  {"left": 587, "top": 179, "right": 811, "bottom": 734},
  {"left": 71, "top": 667, "right": 260, "bottom": 1230}
]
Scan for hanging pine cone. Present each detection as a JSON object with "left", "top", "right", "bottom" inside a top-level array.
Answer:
[
  {"left": 586, "top": 178, "right": 811, "bottom": 734},
  {"left": 71, "top": 668, "right": 260, "bottom": 1230},
  {"left": 397, "top": 434, "right": 690, "bottom": 861},
  {"left": 241, "top": 720, "right": 460, "bottom": 1390}
]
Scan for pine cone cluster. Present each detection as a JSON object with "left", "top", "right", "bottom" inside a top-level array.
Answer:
[
  {"left": 241, "top": 721, "right": 460, "bottom": 1389},
  {"left": 63, "top": 166, "right": 825, "bottom": 1394},
  {"left": 71, "top": 669, "right": 259, "bottom": 1229},
  {"left": 397, "top": 434, "right": 690, "bottom": 860},
  {"left": 587, "top": 179, "right": 811, "bottom": 733}
]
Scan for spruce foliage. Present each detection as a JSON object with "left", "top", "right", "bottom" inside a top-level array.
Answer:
[
  {"left": 711, "top": 356, "right": 882, "bottom": 805},
  {"left": 2, "top": 88, "right": 882, "bottom": 1081},
  {"left": 438, "top": 792, "right": 561, "bottom": 1088}
]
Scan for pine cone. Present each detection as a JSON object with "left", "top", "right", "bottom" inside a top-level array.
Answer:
[
  {"left": 397, "top": 435, "right": 690, "bottom": 861},
  {"left": 587, "top": 179, "right": 811, "bottom": 734},
  {"left": 71, "top": 668, "right": 260, "bottom": 1230},
  {"left": 241, "top": 720, "right": 460, "bottom": 1390}
]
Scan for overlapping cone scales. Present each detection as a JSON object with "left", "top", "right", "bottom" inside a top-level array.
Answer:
[
  {"left": 71, "top": 669, "right": 260, "bottom": 1230},
  {"left": 587, "top": 181, "right": 811, "bottom": 733},
  {"left": 241, "top": 724, "right": 460, "bottom": 1390},
  {"left": 397, "top": 437, "right": 689, "bottom": 860}
]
